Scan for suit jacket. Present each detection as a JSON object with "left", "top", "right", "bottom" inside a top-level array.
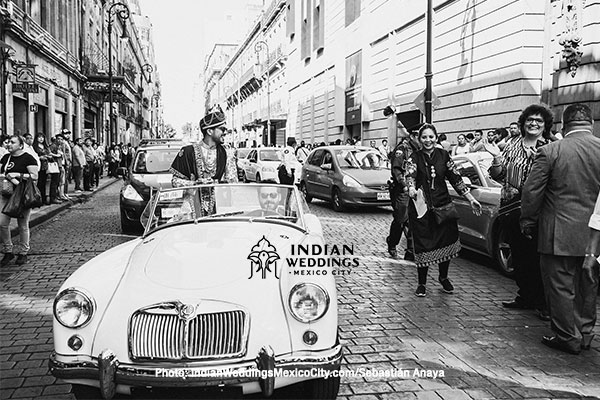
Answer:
[{"left": 521, "top": 131, "right": 600, "bottom": 256}]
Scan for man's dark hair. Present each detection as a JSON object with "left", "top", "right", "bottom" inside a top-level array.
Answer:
[
  {"left": 23, "top": 132, "right": 32, "bottom": 139},
  {"left": 287, "top": 137, "right": 297, "bottom": 147},
  {"left": 494, "top": 127, "right": 509, "bottom": 140},
  {"left": 474, "top": 130, "right": 483, "bottom": 135},
  {"left": 466, "top": 133, "right": 474, "bottom": 140},
  {"left": 563, "top": 103, "right": 593, "bottom": 125},
  {"left": 518, "top": 103, "right": 554, "bottom": 139},
  {"left": 438, "top": 133, "right": 447, "bottom": 142}
]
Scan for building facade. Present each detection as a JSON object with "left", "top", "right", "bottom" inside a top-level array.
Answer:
[
  {"left": 0, "top": 0, "right": 161, "bottom": 145},
  {"left": 212, "top": 0, "right": 599, "bottom": 149}
]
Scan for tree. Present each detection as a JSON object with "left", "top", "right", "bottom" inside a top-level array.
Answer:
[
  {"left": 164, "top": 124, "right": 176, "bottom": 138},
  {"left": 181, "top": 122, "right": 193, "bottom": 136}
]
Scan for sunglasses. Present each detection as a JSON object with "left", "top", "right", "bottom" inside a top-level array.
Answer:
[{"left": 260, "top": 192, "right": 279, "bottom": 199}]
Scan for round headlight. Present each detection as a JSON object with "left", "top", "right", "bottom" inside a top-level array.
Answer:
[
  {"left": 54, "top": 289, "right": 95, "bottom": 328},
  {"left": 289, "top": 283, "right": 330, "bottom": 323}
]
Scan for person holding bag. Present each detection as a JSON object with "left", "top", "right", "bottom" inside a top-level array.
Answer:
[
  {"left": 33, "top": 133, "right": 50, "bottom": 205},
  {"left": 407, "top": 123, "right": 482, "bottom": 297},
  {"left": 0, "top": 135, "right": 39, "bottom": 266}
]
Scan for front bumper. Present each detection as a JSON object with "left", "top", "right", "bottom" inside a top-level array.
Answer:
[
  {"left": 50, "top": 344, "right": 342, "bottom": 398},
  {"left": 340, "top": 186, "right": 391, "bottom": 207},
  {"left": 119, "top": 196, "right": 148, "bottom": 225}
]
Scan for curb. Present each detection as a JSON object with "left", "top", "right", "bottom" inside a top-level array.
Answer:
[{"left": 10, "top": 178, "right": 121, "bottom": 237}]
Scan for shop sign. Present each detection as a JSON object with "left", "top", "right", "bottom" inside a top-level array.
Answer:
[{"left": 12, "top": 82, "right": 39, "bottom": 93}]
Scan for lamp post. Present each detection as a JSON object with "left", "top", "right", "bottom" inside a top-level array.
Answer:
[
  {"left": 254, "top": 40, "right": 270, "bottom": 146},
  {"left": 151, "top": 93, "right": 160, "bottom": 138},
  {"left": 140, "top": 63, "right": 153, "bottom": 89},
  {"left": 0, "top": 41, "right": 14, "bottom": 137},
  {"left": 107, "top": 2, "right": 130, "bottom": 145}
]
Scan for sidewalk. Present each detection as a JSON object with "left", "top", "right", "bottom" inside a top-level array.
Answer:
[{"left": 9, "top": 176, "right": 120, "bottom": 236}]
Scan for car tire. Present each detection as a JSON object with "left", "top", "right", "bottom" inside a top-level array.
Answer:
[
  {"left": 331, "top": 187, "right": 344, "bottom": 212},
  {"left": 304, "top": 374, "right": 340, "bottom": 399},
  {"left": 300, "top": 182, "right": 312, "bottom": 203},
  {"left": 256, "top": 173, "right": 262, "bottom": 183},
  {"left": 495, "top": 225, "right": 514, "bottom": 277},
  {"left": 243, "top": 171, "right": 249, "bottom": 183}
]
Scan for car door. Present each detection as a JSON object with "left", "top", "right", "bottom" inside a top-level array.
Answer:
[
  {"left": 448, "top": 156, "right": 493, "bottom": 250},
  {"left": 316, "top": 151, "right": 336, "bottom": 198},
  {"left": 304, "top": 149, "right": 325, "bottom": 199},
  {"left": 245, "top": 150, "right": 257, "bottom": 180}
]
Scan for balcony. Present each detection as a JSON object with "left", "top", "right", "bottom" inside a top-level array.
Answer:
[{"left": 5, "top": 3, "right": 79, "bottom": 70}]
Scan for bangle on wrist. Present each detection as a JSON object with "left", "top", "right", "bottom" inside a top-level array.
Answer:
[{"left": 585, "top": 253, "right": 599, "bottom": 258}]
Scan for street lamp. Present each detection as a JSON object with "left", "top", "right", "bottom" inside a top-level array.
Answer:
[
  {"left": 254, "top": 40, "right": 270, "bottom": 146},
  {"left": 107, "top": 2, "right": 130, "bottom": 145},
  {"left": 140, "top": 63, "right": 153, "bottom": 88}
]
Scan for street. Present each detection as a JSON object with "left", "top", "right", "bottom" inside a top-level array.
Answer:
[{"left": 1, "top": 180, "right": 599, "bottom": 400}]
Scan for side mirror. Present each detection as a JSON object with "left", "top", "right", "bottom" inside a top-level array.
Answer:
[
  {"left": 250, "top": 158, "right": 257, "bottom": 163},
  {"left": 462, "top": 176, "right": 472, "bottom": 187},
  {"left": 304, "top": 214, "right": 323, "bottom": 236},
  {"left": 321, "top": 163, "right": 332, "bottom": 171}
]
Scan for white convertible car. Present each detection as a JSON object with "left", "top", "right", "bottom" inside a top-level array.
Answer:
[{"left": 50, "top": 183, "right": 342, "bottom": 399}]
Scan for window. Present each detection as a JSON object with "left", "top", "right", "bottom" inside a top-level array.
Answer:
[
  {"left": 453, "top": 158, "right": 482, "bottom": 187},
  {"left": 322, "top": 151, "right": 333, "bottom": 167},
  {"left": 286, "top": 0, "right": 296, "bottom": 39},
  {"left": 301, "top": 0, "right": 312, "bottom": 60},
  {"left": 309, "top": 149, "right": 325, "bottom": 166},
  {"left": 345, "top": 0, "right": 360, "bottom": 27},
  {"left": 313, "top": 0, "right": 324, "bottom": 51}
]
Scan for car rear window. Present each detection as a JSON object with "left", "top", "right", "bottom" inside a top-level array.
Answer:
[
  {"left": 133, "top": 149, "right": 181, "bottom": 174},
  {"left": 259, "top": 150, "right": 280, "bottom": 161}
]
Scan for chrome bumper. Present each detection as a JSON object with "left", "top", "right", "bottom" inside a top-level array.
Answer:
[{"left": 49, "top": 344, "right": 343, "bottom": 399}]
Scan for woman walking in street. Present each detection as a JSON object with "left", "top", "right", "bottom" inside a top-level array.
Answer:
[
  {"left": 407, "top": 123, "right": 482, "bottom": 296},
  {"left": 487, "top": 104, "right": 553, "bottom": 320},
  {"left": 0, "top": 135, "right": 39, "bottom": 266},
  {"left": 33, "top": 133, "right": 50, "bottom": 205}
]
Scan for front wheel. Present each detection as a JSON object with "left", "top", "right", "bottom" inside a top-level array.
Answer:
[
  {"left": 256, "top": 173, "right": 262, "bottom": 183},
  {"left": 495, "top": 225, "right": 514, "bottom": 277},
  {"left": 300, "top": 182, "right": 312, "bottom": 203},
  {"left": 331, "top": 188, "right": 344, "bottom": 212},
  {"left": 304, "top": 375, "right": 340, "bottom": 399}
]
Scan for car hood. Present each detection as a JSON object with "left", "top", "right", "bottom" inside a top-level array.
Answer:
[
  {"left": 127, "top": 221, "right": 302, "bottom": 290},
  {"left": 343, "top": 168, "right": 390, "bottom": 185},
  {"left": 129, "top": 173, "right": 173, "bottom": 199}
]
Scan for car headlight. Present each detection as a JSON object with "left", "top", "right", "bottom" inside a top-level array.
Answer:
[
  {"left": 54, "top": 289, "right": 95, "bottom": 328},
  {"left": 289, "top": 283, "right": 330, "bottom": 323},
  {"left": 262, "top": 166, "right": 275, "bottom": 173},
  {"left": 122, "top": 184, "right": 143, "bottom": 201},
  {"left": 342, "top": 175, "right": 361, "bottom": 187}
]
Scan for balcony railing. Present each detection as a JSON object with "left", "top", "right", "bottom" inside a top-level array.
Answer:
[{"left": 7, "top": 4, "right": 79, "bottom": 70}]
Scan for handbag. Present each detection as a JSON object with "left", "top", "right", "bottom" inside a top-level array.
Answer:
[
  {"left": 2, "top": 181, "right": 26, "bottom": 218},
  {"left": 23, "top": 179, "right": 43, "bottom": 209},
  {"left": 47, "top": 161, "right": 60, "bottom": 174},
  {"left": 1, "top": 156, "right": 13, "bottom": 198},
  {"left": 431, "top": 202, "right": 459, "bottom": 225}
]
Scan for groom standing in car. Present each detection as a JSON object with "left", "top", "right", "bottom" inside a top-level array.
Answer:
[{"left": 170, "top": 106, "right": 238, "bottom": 218}]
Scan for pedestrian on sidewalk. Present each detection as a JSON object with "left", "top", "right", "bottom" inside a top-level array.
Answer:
[
  {"left": 33, "top": 133, "right": 50, "bottom": 205},
  {"left": 520, "top": 103, "right": 600, "bottom": 355},
  {"left": 47, "top": 136, "right": 63, "bottom": 204},
  {"left": 487, "top": 104, "right": 553, "bottom": 320},
  {"left": 92, "top": 141, "right": 101, "bottom": 187},
  {"left": 71, "top": 138, "right": 85, "bottom": 192},
  {"left": 0, "top": 135, "right": 39, "bottom": 266},
  {"left": 386, "top": 122, "right": 420, "bottom": 260},
  {"left": 60, "top": 130, "right": 72, "bottom": 198},
  {"left": 82, "top": 138, "right": 95, "bottom": 191},
  {"left": 407, "top": 123, "right": 482, "bottom": 297}
]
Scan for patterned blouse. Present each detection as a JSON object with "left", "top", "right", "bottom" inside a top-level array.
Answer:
[{"left": 495, "top": 136, "right": 549, "bottom": 206}]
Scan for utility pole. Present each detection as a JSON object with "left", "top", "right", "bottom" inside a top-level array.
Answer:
[{"left": 425, "top": 0, "right": 433, "bottom": 123}]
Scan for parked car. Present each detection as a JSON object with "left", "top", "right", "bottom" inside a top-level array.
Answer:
[
  {"left": 118, "top": 142, "right": 182, "bottom": 234},
  {"left": 236, "top": 148, "right": 252, "bottom": 181},
  {"left": 50, "top": 183, "right": 341, "bottom": 399},
  {"left": 242, "top": 148, "right": 302, "bottom": 184},
  {"left": 300, "top": 146, "right": 391, "bottom": 211},
  {"left": 448, "top": 152, "right": 513, "bottom": 276}
]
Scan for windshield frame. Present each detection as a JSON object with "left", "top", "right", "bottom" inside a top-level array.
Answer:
[
  {"left": 132, "top": 148, "right": 182, "bottom": 175},
  {"left": 141, "top": 183, "right": 308, "bottom": 237}
]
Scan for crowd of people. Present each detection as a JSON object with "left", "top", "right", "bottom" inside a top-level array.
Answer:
[
  {"left": 0, "top": 129, "right": 138, "bottom": 267},
  {"left": 385, "top": 102, "right": 600, "bottom": 355}
]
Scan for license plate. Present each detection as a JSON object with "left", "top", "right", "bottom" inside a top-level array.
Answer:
[
  {"left": 377, "top": 192, "right": 390, "bottom": 201},
  {"left": 158, "top": 190, "right": 183, "bottom": 201},
  {"left": 161, "top": 208, "right": 179, "bottom": 219}
]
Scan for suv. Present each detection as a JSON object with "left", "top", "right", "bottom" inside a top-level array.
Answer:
[{"left": 119, "top": 142, "right": 183, "bottom": 233}]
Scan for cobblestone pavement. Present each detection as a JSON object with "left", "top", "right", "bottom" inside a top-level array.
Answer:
[{"left": 0, "top": 183, "right": 599, "bottom": 400}]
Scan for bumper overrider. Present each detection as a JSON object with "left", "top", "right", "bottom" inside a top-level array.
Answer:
[{"left": 49, "top": 344, "right": 343, "bottom": 399}]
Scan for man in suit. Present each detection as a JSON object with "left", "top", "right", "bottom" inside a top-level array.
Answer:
[{"left": 520, "top": 103, "right": 600, "bottom": 355}]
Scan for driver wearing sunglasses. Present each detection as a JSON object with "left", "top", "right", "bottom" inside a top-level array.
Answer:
[{"left": 246, "top": 186, "right": 283, "bottom": 217}]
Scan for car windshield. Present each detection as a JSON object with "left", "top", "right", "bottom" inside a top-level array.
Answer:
[
  {"left": 141, "top": 183, "right": 309, "bottom": 234},
  {"left": 334, "top": 149, "right": 389, "bottom": 170},
  {"left": 259, "top": 149, "right": 281, "bottom": 161},
  {"left": 132, "top": 149, "right": 180, "bottom": 174}
]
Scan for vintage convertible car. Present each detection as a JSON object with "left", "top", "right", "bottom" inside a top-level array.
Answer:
[{"left": 50, "top": 183, "right": 342, "bottom": 399}]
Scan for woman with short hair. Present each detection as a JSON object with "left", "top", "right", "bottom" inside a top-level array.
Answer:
[
  {"left": 407, "top": 124, "right": 482, "bottom": 297},
  {"left": 0, "top": 135, "right": 39, "bottom": 266}
]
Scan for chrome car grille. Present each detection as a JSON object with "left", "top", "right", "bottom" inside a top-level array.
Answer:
[
  {"left": 129, "top": 305, "right": 247, "bottom": 361},
  {"left": 365, "top": 184, "right": 389, "bottom": 191}
]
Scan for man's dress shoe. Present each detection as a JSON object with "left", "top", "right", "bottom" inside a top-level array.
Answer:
[{"left": 541, "top": 336, "right": 581, "bottom": 355}]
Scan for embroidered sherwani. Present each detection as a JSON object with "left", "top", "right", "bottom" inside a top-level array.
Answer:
[{"left": 170, "top": 142, "right": 238, "bottom": 219}]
